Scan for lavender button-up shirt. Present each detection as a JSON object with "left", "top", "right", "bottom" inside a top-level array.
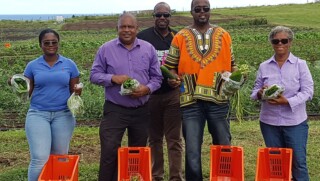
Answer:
[
  {"left": 90, "top": 38, "right": 162, "bottom": 108},
  {"left": 251, "top": 53, "right": 314, "bottom": 126}
]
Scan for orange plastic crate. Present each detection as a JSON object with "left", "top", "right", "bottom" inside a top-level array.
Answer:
[
  {"left": 255, "top": 148, "right": 292, "bottom": 181},
  {"left": 210, "top": 145, "right": 244, "bottom": 181},
  {"left": 38, "top": 154, "right": 80, "bottom": 181},
  {"left": 118, "top": 147, "right": 152, "bottom": 181}
]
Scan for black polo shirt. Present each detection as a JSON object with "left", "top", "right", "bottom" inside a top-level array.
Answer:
[{"left": 137, "top": 27, "right": 177, "bottom": 94}]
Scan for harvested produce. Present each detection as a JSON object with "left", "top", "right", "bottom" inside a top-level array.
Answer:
[
  {"left": 262, "top": 84, "right": 285, "bottom": 100},
  {"left": 67, "top": 92, "right": 84, "bottom": 117},
  {"left": 160, "top": 65, "right": 176, "bottom": 79},
  {"left": 120, "top": 78, "right": 140, "bottom": 95}
]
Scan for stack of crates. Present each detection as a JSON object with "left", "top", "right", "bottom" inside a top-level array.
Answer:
[
  {"left": 38, "top": 154, "right": 80, "bottom": 181},
  {"left": 255, "top": 147, "right": 293, "bottom": 181},
  {"left": 210, "top": 145, "right": 244, "bottom": 181},
  {"left": 118, "top": 147, "right": 152, "bottom": 181}
]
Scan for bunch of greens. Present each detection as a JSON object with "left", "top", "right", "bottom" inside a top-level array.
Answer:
[
  {"left": 10, "top": 74, "right": 30, "bottom": 103},
  {"left": 123, "top": 78, "right": 137, "bottom": 89},
  {"left": 262, "top": 84, "right": 285, "bottom": 100},
  {"left": 67, "top": 92, "right": 84, "bottom": 117},
  {"left": 221, "top": 64, "right": 250, "bottom": 96},
  {"left": 120, "top": 78, "right": 140, "bottom": 95},
  {"left": 129, "top": 173, "right": 143, "bottom": 181},
  {"left": 229, "top": 64, "right": 250, "bottom": 82}
]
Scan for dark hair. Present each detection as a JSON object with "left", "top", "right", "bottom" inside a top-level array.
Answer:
[{"left": 38, "top": 29, "right": 60, "bottom": 44}]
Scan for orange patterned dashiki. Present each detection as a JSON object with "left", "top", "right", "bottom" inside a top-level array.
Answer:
[{"left": 165, "top": 26, "right": 235, "bottom": 107}]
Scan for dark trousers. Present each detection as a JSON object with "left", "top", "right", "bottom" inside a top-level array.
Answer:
[
  {"left": 98, "top": 101, "right": 150, "bottom": 181},
  {"left": 148, "top": 89, "right": 184, "bottom": 181}
]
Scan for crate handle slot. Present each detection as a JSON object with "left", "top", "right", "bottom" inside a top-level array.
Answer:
[
  {"left": 269, "top": 150, "right": 281, "bottom": 155},
  {"left": 57, "top": 157, "right": 70, "bottom": 162},
  {"left": 221, "top": 148, "right": 232, "bottom": 152},
  {"left": 129, "top": 149, "right": 140, "bottom": 154}
]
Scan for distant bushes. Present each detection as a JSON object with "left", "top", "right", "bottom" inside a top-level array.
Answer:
[{"left": 230, "top": 17, "right": 268, "bottom": 26}]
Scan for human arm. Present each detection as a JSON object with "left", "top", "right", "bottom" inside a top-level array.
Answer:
[
  {"left": 251, "top": 65, "right": 266, "bottom": 100},
  {"left": 281, "top": 61, "right": 313, "bottom": 111},
  {"left": 90, "top": 46, "right": 117, "bottom": 87}
]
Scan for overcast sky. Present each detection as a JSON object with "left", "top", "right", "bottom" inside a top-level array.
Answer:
[{"left": 0, "top": 0, "right": 311, "bottom": 15}]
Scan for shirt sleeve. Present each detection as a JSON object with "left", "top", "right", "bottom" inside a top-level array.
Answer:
[
  {"left": 251, "top": 65, "right": 264, "bottom": 100},
  {"left": 24, "top": 61, "right": 34, "bottom": 80},
  {"left": 69, "top": 59, "right": 80, "bottom": 78},
  {"left": 165, "top": 34, "right": 180, "bottom": 70},
  {"left": 90, "top": 46, "right": 114, "bottom": 87},
  {"left": 287, "top": 60, "right": 314, "bottom": 112}
]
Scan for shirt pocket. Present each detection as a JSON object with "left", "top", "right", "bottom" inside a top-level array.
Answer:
[{"left": 132, "top": 55, "right": 150, "bottom": 72}]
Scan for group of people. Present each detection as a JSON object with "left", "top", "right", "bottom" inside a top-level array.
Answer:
[{"left": 14, "top": 0, "right": 313, "bottom": 181}]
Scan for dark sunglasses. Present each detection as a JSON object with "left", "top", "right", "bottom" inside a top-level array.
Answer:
[
  {"left": 271, "top": 39, "right": 289, "bottom": 45},
  {"left": 193, "top": 6, "right": 210, "bottom": 13},
  {"left": 154, "top": 13, "right": 171, "bottom": 18},
  {"left": 42, "top": 41, "right": 58, "bottom": 47}
]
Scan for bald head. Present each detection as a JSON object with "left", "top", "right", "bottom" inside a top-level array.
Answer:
[
  {"left": 154, "top": 2, "right": 171, "bottom": 12},
  {"left": 117, "top": 12, "right": 137, "bottom": 27},
  {"left": 191, "top": 0, "right": 210, "bottom": 9}
]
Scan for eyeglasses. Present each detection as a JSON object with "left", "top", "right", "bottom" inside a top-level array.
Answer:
[
  {"left": 154, "top": 13, "right": 171, "bottom": 18},
  {"left": 193, "top": 6, "right": 210, "bottom": 13},
  {"left": 271, "top": 39, "right": 289, "bottom": 45},
  {"left": 42, "top": 41, "right": 58, "bottom": 47}
]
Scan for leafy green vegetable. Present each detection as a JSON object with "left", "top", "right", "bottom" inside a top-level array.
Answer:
[
  {"left": 229, "top": 64, "right": 250, "bottom": 82},
  {"left": 229, "top": 71, "right": 242, "bottom": 82},
  {"left": 123, "top": 78, "right": 136, "bottom": 89},
  {"left": 264, "top": 85, "right": 279, "bottom": 96},
  {"left": 160, "top": 65, "right": 176, "bottom": 79},
  {"left": 67, "top": 93, "right": 84, "bottom": 117}
]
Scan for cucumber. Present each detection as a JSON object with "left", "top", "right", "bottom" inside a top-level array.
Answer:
[{"left": 160, "top": 65, "right": 176, "bottom": 79}]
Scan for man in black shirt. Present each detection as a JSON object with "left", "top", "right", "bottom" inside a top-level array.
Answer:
[{"left": 137, "top": 2, "right": 184, "bottom": 181}]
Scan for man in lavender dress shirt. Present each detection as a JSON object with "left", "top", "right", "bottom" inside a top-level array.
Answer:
[
  {"left": 251, "top": 26, "right": 314, "bottom": 181},
  {"left": 90, "top": 12, "right": 162, "bottom": 181}
]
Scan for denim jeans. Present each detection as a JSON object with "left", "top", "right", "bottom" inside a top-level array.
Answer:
[
  {"left": 25, "top": 109, "right": 76, "bottom": 181},
  {"left": 260, "top": 121, "right": 309, "bottom": 181},
  {"left": 181, "top": 100, "right": 231, "bottom": 181}
]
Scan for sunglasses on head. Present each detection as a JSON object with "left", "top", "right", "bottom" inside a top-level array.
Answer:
[
  {"left": 154, "top": 13, "right": 171, "bottom": 18},
  {"left": 42, "top": 41, "right": 58, "bottom": 47},
  {"left": 193, "top": 6, "right": 210, "bottom": 13},
  {"left": 271, "top": 39, "right": 289, "bottom": 45}
]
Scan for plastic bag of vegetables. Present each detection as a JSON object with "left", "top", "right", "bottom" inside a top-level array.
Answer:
[
  {"left": 119, "top": 78, "right": 140, "bottom": 95},
  {"left": 10, "top": 74, "right": 30, "bottom": 103},
  {"left": 262, "top": 84, "right": 285, "bottom": 100},
  {"left": 67, "top": 83, "right": 84, "bottom": 117},
  {"left": 220, "top": 64, "right": 250, "bottom": 96}
]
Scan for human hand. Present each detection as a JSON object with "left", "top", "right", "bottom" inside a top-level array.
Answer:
[
  {"left": 7, "top": 77, "right": 12, "bottom": 86},
  {"left": 267, "top": 94, "right": 288, "bottom": 105},
  {"left": 74, "top": 83, "right": 83, "bottom": 96},
  {"left": 167, "top": 76, "right": 181, "bottom": 88},
  {"left": 257, "top": 85, "right": 268, "bottom": 99},
  {"left": 111, "top": 75, "right": 131, "bottom": 85},
  {"left": 130, "top": 84, "right": 150, "bottom": 98}
]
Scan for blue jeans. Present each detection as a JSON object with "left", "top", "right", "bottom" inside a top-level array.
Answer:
[
  {"left": 260, "top": 121, "right": 309, "bottom": 181},
  {"left": 181, "top": 100, "right": 231, "bottom": 181},
  {"left": 25, "top": 109, "right": 76, "bottom": 181}
]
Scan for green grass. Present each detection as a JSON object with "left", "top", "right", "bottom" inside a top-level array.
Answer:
[
  {"left": 1, "top": 120, "right": 320, "bottom": 180},
  {"left": 212, "top": 3, "right": 320, "bottom": 29}
]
